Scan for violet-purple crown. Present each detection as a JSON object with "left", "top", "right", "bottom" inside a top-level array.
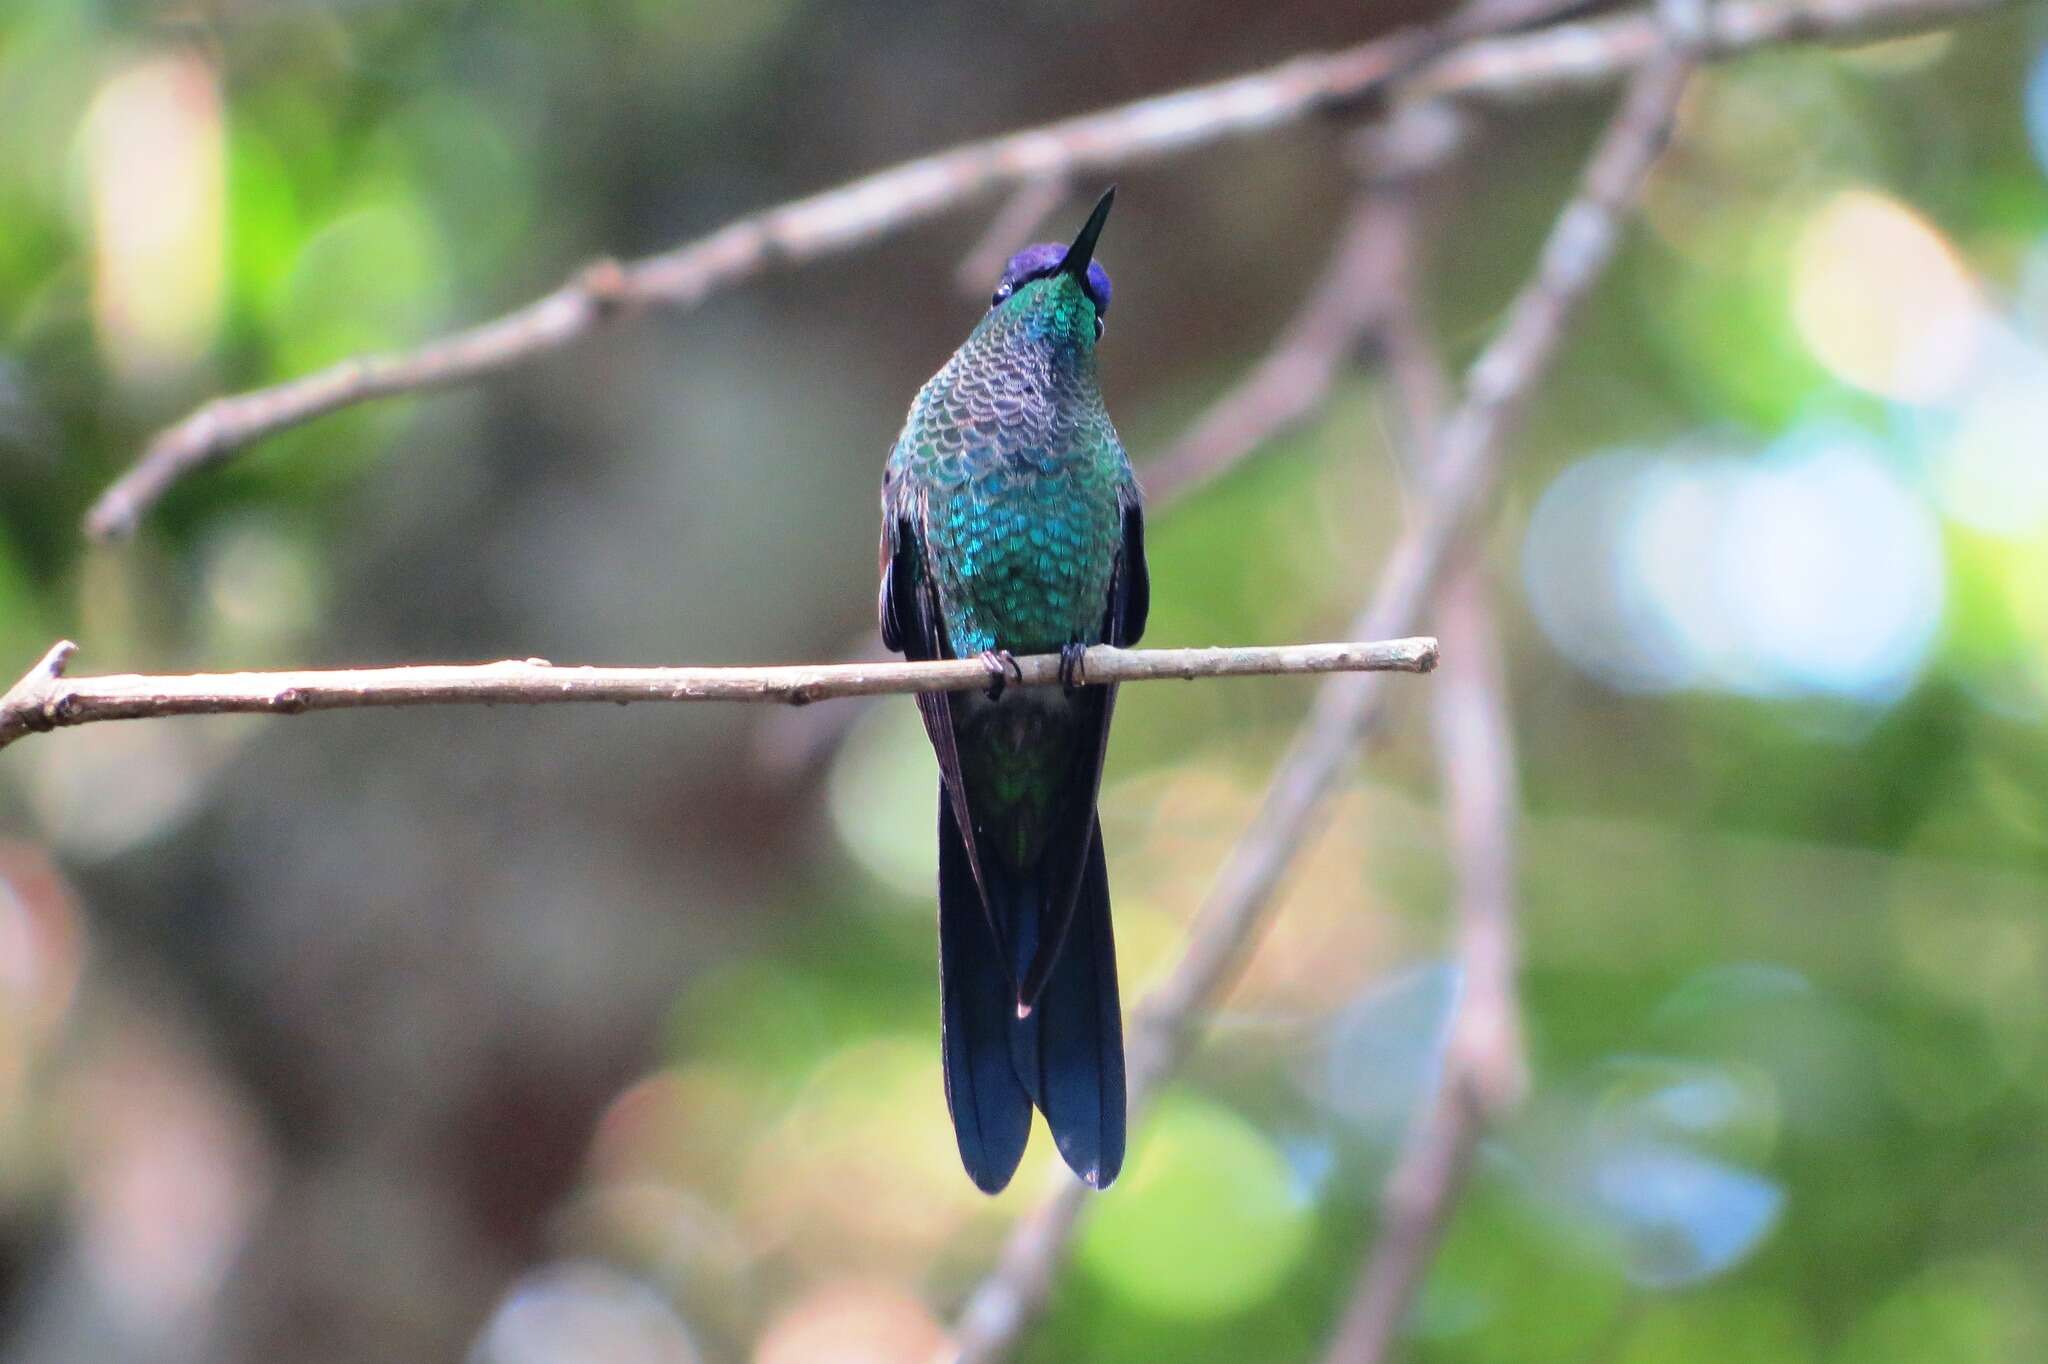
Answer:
[{"left": 992, "top": 244, "right": 1112, "bottom": 317}]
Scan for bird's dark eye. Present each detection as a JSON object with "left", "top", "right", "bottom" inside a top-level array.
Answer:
[
  {"left": 1094, "top": 316, "right": 1106, "bottom": 341},
  {"left": 992, "top": 282, "right": 1015, "bottom": 308}
]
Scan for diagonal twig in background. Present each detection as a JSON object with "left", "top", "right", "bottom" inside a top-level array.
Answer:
[
  {"left": 1315, "top": 104, "right": 1529, "bottom": 1364},
  {"left": 1320, "top": 569, "right": 1526, "bottom": 1364},
  {"left": 1323, "top": 9, "right": 1709, "bottom": 1352},
  {"left": 954, "top": 177, "right": 1073, "bottom": 297},
  {"left": 1140, "top": 96, "right": 1477, "bottom": 512},
  {"left": 79, "top": 0, "right": 2011, "bottom": 541},
  {"left": 1139, "top": 194, "right": 1408, "bottom": 508},
  {"left": 949, "top": 37, "right": 1697, "bottom": 1363}
]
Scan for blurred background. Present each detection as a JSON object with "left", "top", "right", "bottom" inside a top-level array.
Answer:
[{"left": 3, "top": 1, "right": 2048, "bottom": 1360}]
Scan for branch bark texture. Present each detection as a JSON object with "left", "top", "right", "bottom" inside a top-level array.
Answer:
[{"left": 0, "top": 638, "right": 1438, "bottom": 755}]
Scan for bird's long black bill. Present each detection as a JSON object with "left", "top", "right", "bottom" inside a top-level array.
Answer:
[{"left": 1060, "top": 186, "right": 1116, "bottom": 281}]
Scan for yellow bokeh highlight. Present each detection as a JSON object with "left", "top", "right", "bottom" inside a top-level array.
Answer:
[
  {"left": 1791, "top": 189, "right": 1983, "bottom": 403},
  {"left": 737, "top": 1037, "right": 1045, "bottom": 1275},
  {"left": 83, "top": 51, "right": 225, "bottom": 382},
  {"left": 753, "top": 1278, "right": 948, "bottom": 1364}
]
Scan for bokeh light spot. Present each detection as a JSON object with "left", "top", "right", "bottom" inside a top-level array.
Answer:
[
  {"left": 1593, "top": 1056, "right": 1782, "bottom": 1168},
  {"left": 470, "top": 1261, "right": 699, "bottom": 1364},
  {"left": 828, "top": 700, "right": 937, "bottom": 902},
  {"left": 739, "top": 1037, "right": 1010, "bottom": 1273},
  {"left": 1791, "top": 189, "right": 1983, "bottom": 403},
  {"left": 1307, "top": 961, "right": 1460, "bottom": 1145},
  {"left": 1716, "top": 429, "right": 1944, "bottom": 700},
  {"left": 1522, "top": 450, "right": 1703, "bottom": 692},
  {"left": 1523, "top": 431, "right": 1944, "bottom": 703},
  {"left": 82, "top": 51, "right": 225, "bottom": 382},
  {"left": 1927, "top": 348, "right": 2048, "bottom": 537},
  {"left": 1583, "top": 1144, "right": 1783, "bottom": 1290},
  {"left": 753, "top": 1278, "right": 947, "bottom": 1364},
  {"left": 2027, "top": 42, "right": 2048, "bottom": 180},
  {"left": 1076, "top": 1094, "right": 1312, "bottom": 1319}
]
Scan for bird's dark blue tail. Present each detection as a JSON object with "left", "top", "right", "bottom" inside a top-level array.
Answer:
[
  {"left": 1028, "top": 817, "right": 1126, "bottom": 1187},
  {"left": 937, "top": 792, "right": 1126, "bottom": 1193},
  {"left": 938, "top": 797, "right": 1032, "bottom": 1194}
]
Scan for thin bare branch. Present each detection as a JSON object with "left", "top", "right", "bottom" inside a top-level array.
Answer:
[
  {"left": 1408, "top": 0, "right": 2008, "bottom": 102},
  {"left": 0, "top": 641, "right": 80, "bottom": 741},
  {"left": 1430, "top": 584, "right": 1527, "bottom": 1131},
  {"left": 84, "top": 0, "right": 2007, "bottom": 542},
  {"left": 951, "top": 43, "right": 1694, "bottom": 1364},
  {"left": 83, "top": 13, "right": 1473, "bottom": 542},
  {"left": 1143, "top": 101, "right": 1476, "bottom": 508},
  {"left": 1141, "top": 198, "right": 1402, "bottom": 507},
  {"left": 1148, "top": 42, "right": 1690, "bottom": 1094},
  {"left": 1314, "top": 17, "right": 1727, "bottom": 1359},
  {"left": 1317, "top": 573, "right": 1528, "bottom": 1363},
  {"left": 954, "top": 177, "right": 1071, "bottom": 297},
  {"left": 1321, "top": 252, "right": 1527, "bottom": 1364},
  {"left": 0, "top": 637, "right": 1437, "bottom": 755},
  {"left": 1323, "top": 1062, "right": 1491, "bottom": 1364}
]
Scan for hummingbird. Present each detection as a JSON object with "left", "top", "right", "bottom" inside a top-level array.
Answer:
[{"left": 878, "top": 187, "right": 1148, "bottom": 1193}]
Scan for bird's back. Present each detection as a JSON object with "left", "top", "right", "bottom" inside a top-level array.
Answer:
[{"left": 887, "top": 277, "right": 1132, "bottom": 658}]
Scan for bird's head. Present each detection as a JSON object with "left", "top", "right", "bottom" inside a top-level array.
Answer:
[{"left": 988, "top": 186, "right": 1115, "bottom": 341}]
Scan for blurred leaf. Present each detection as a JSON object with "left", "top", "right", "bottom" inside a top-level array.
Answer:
[
  {"left": 225, "top": 126, "right": 309, "bottom": 319},
  {"left": 1637, "top": 217, "right": 1832, "bottom": 430},
  {"left": 1614, "top": 1290, "right": 1816, "bottom": 1364},
  {"left": 1076, "top": 1093, "right": 1313, "bottom": 1319},
  {"left": 1831, "top": 1259, "right": 2048, "bottom": 1364},
  {"left": 827, "top": 698, "right": 937, "bottom": 903},
  {"left": 361, "top": 93, "right": 535, "bottom": 287},
  {"left": 0, "top": 522, "right": 48, "bottom": 672},
  {"left": 665, "top": 957, "right": 837, "bottom": 1092},
  {"left": 273, "top": 202, "right": 448, "bottom": 373},
  {"left": 1415, "top": 1183, "right": 1629, "bottom": 1363}
]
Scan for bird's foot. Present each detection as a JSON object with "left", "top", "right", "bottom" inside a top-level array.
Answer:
[
  {"left": 1058, "top": 642, "right": 1089, "bottom": 695},
  {"left": 977, "top": 649, "right": 1022, "bottom": 701}
]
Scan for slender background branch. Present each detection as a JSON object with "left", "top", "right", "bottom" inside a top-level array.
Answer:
[
  {"left": 77, "top": 0, "right": 2007, "bottom": 542},
  {"left": 1319, "top": 576, "right": 1526, "bottom": 1364},
  {"left": 954, "top": 177, "right": 1072, "bottom": 297},
  {"left": 1317, "top": 105, "right": 1529, "bottom": 1364},
  {"left": 0, "top": 637, "right": 1438, "bottom": 755},
  {"left": 78, "top": 2, "right": 1510, "bottom": 541},
  {"left": 1317, "top": 7, "right": 1715, "bottom": 1348},
  {"left": 1143, "top": 99, "right": 1473, "bottom": 508},
  {"left": 1409, "top": 0, "right": 2006, "bottom": 102},
  {"left": 1140, "top": 196, "right": 1403, "bottom": 507}
]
